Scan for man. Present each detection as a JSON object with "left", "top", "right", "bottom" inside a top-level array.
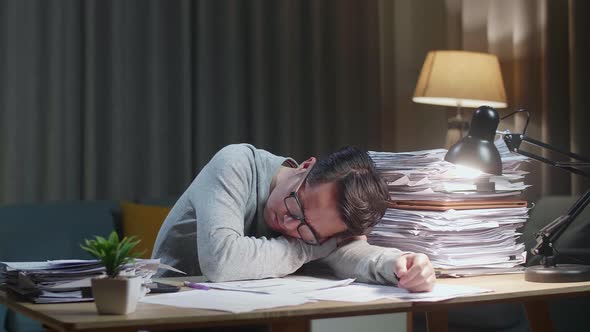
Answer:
[{"left": 153, "top": 144, "right": 435, "bottom": 292}]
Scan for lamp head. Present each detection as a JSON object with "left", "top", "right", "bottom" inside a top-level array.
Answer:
[{"left": 444, "top": 106, "right": 502, "bottom": 175}]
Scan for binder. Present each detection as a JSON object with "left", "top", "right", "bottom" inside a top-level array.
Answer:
[{"left": 389, "top": 200, "right": 528, "bottom": 211}]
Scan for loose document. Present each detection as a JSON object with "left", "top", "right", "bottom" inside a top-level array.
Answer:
[{"left": 140, "top": 276, "right": 491, "bottom": 313}]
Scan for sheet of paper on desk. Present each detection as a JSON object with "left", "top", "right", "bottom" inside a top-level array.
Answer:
[
  {"left": 202, "top": 275, "right": 355, "bottom": 294},
  {"left": 304, "top": 283, "right": 406, "bottom": 302},
  {"left": 305, "top": 283, "right": 492, "bottom": 303},
  {"left": 140, "top": 289, "right": 310, "bottom": 313},
  {"left": 393, "top": 283, "right": 492, "bottom": 302}
]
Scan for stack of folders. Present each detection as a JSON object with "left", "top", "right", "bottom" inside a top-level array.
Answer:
[
  {"left": 368, "top": 140, "right": 531, "bottom": 276},
  {"left": 0, "top": 259, "right": 165, "bottom": 303}
]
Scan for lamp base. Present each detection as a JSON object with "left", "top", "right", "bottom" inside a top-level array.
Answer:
[{"left": 525, "top": 264, "right": 590, "bottom": 283}]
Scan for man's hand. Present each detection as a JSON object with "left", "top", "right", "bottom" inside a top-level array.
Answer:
[{"left": 394, "top": 253, "right": 435, "bottom": 292}]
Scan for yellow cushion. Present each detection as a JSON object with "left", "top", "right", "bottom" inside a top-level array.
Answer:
[{"left": 121, "top": 202, "right": 172, "bottom": 259}]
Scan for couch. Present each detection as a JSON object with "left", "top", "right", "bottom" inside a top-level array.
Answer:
[{"left": 0, "top": 199, "right": 173, "bottom": 332}]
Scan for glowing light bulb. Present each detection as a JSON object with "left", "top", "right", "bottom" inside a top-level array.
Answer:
[{"left": 454, "top": 164, "right": 483, "bottom": 179}]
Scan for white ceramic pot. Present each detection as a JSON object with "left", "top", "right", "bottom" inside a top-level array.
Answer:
[{"left": 91, "top": 276, "right": 142, "bottom": 315}]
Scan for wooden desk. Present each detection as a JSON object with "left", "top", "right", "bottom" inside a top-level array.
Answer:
[
  {"left": 414, "top": 274, "right": 590, "bottom": 332},
  {"left": 2, "top": 274, "right": 590, "bottom": 332}
]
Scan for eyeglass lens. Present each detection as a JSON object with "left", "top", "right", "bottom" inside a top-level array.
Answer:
[
  {"left": 297, "top": 224, "right": 318, "bottom": 245},
  {"left": 285, "top": 196, "right": 318, "bottom": 244},
  {"left": 285, "top": 196, "right": 304, "bottom": 219}
]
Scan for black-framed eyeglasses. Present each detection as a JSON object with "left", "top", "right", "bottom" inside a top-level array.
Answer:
[{"left": 283, "top": 169, "right": 323, "bottom": 245}]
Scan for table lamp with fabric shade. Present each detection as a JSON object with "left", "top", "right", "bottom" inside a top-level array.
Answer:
[{"left": 413, "top": 50, "right": 508, "bottom": 148}]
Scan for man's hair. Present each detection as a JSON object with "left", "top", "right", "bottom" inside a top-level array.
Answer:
[{"left": 307, "top": 146, "right": 390, "bottom": 236}]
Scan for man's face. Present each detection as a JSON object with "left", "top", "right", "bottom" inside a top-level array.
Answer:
[{"left": 264, "top": 163, "right": 348, "bottom": 244}]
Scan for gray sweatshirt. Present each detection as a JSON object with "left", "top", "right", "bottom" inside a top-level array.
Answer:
[{"left": 152, "top": 144, "right": 402, "bottom": 284}]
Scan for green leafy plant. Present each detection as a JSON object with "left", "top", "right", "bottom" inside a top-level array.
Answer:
[{"left": 81, "top": 231, "right": 144, "bottom": 278}]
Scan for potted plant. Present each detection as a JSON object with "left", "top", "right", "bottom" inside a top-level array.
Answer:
[{"left": 81, "top": 231, "right": 145, "bottom": 314}]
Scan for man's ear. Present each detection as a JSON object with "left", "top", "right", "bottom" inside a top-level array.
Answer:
[{"left": 298, "top": 157, "right": 316, "bottom": 170}]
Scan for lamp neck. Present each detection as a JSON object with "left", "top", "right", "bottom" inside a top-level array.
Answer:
[{"left": 455, "top": 105, "right": 463, "bottom": 119}]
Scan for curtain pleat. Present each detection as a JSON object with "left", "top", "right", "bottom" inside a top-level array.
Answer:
[{"left": 543, "top": 0, "right": 571, "bottom": 195}]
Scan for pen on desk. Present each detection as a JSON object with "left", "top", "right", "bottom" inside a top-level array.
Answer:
[{"left": 183, "top": 281, "right": 210, "bottom": 290}]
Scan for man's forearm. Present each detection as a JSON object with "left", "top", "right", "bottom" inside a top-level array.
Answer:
[{"left": 198, "top": 231, "right": 337, "bottom": 281}]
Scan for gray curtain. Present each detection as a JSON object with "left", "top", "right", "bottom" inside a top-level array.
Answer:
[
  {"left": 0, "top": 0, "right": 383, "bottom": 204},
  {"left": 4, "top": 0, "right": 587, "bottom": 204}
]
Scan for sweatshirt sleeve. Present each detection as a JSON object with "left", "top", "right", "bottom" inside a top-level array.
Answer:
[
  {"left": 318, "top": 239, "right": 405, "bottom": 285},
  {"left": 193, "top": 145, "right": 337, "bottom": 282}
]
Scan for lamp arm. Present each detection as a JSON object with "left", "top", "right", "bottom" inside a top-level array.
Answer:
[
  {"left": 503, "top": 134, "right": 590, "bottom": 177},
  {"left": 503, "top": 133, "right": 590, "bottom": 266}
]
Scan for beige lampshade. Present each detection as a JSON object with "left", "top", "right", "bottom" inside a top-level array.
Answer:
[{"left": 413, "top": 50, "right": 507, "bottom": 109}]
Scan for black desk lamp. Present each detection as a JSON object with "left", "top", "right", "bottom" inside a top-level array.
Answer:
[
  {"left": 445, "top": 106, "right": 503, "bottom": 176},
  {"left": 445, "top": 105, "right": 590, "bottom": 283}
]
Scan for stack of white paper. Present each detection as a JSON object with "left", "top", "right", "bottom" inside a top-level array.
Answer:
[
  {"left": 0, "top": 259, "right": 172, "bottom": 303},
  {"left": 368, "top": 140, "right": 530, "bottom": 276},
  {"left": 370, "top": 208, "right": 528, "bottom": 269},
  {"left": 370, "top": 141, "right": 529, "bottom": 201}
]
